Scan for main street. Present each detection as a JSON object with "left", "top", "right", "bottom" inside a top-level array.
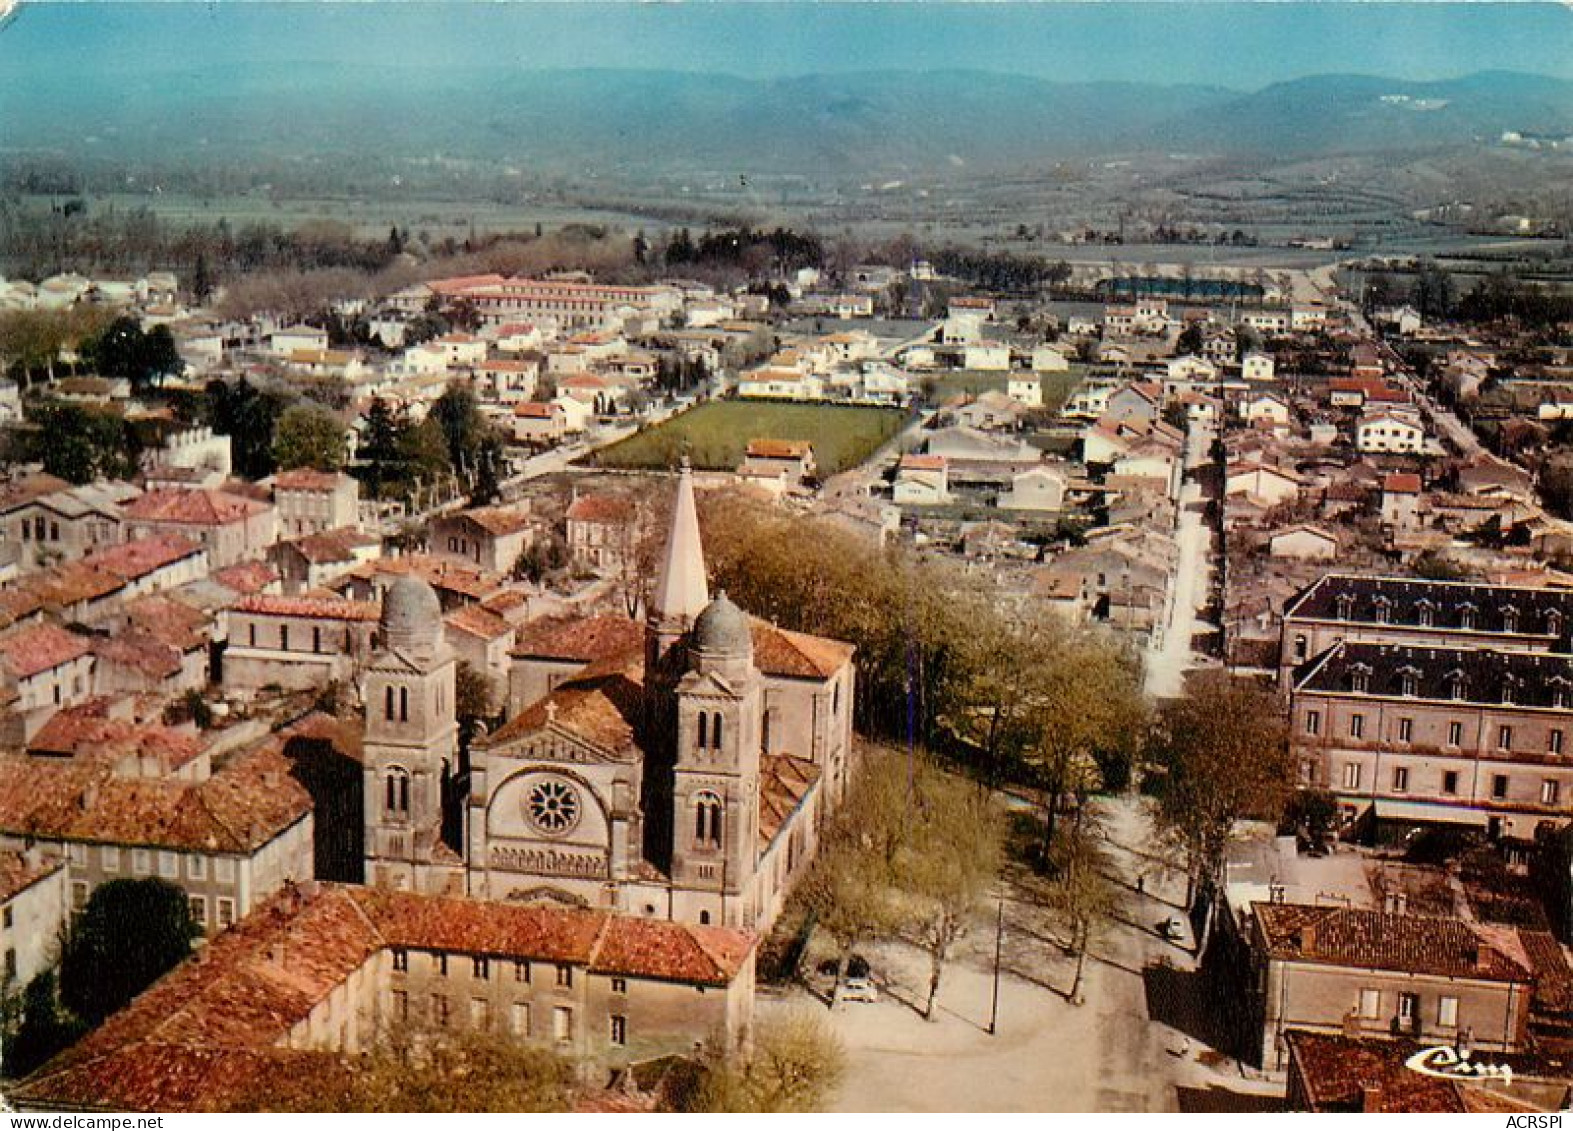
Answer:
[{"left": 1144, "top": 420, "right": 1215, "bottom": 700}]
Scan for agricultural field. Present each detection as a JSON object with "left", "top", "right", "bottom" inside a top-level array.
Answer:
[
  {"left": 921, "top": 368, "right": 1083, "bottom": 411},
  {"left": 588, "top": 401, "right": 907, "bottom": 477}
]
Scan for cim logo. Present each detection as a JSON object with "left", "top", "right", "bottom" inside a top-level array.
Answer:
[{"left": 1404, "top": 1043, "right": 1514, "bottom": 1087}]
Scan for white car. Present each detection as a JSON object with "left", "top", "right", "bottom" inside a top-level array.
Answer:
[{"left": 841, "top": 976, "right": 878, "bottom": 1003}]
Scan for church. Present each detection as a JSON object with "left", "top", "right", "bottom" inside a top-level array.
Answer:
[{"left": 362, "top": 463, "right": 857, "bottom": 932}]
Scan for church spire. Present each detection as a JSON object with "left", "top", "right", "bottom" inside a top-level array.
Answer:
[{"left": 650, "top": 458, "right": 709, "bottom": 625}]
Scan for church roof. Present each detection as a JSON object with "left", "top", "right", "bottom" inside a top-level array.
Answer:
[
  {"left": 749, "top": 620, "right": 855, "bottom": 680},
  {"left": 511, "top": 615, "right": 644, "bottom": 663},
  {"left": 485, "top": 656, "right": 646, "bottom": 757},
  {"left": 758, "top": 753, "right": 821, "bottom": 851}
]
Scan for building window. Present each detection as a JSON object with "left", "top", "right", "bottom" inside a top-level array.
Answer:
[
  {"left": 216, "top": 858, "right": 235, "bottom": 883},
  {"left": 513, "top": 1002, "right": 531, "bottom": 1035},
  {"left": 1552, "top": 730, "right": 1565, "bottom": 755},
  {"left": 3, "top": 949, "right": 14, "bottom": 981},
  {"left": 400, "top": 686, "right": 409, "bottom": 722},
  {"left": 610, "top": 1015, "right": 627, "bottom": 1046},
  {"left": 1417, "top": 604, "right": 1434, "bottom": 628},
  {"left": 1342, "top": 763, "right": 1362, "bottom": 790},
  {"left": 1373, "top": 598, "right": 1391, "bottom": 625},
  {"left": 385, "top": 685, "right": 396, "bottom": 721},
  {"left": 696, "top": 712, "right": 708, "bottom": 750},
  {"left": 2, "top": 907, "right": 10, "bottom": 929},
  {"left": 555, "top": 964, "right": 573, "bottom": 988},
  {"left": 514, "top": 959, "right": 530, "bottom": 984},
  {"left": 217, "top": 898, "right": 235, "bottom": 927},
  {"left": 1543, "top": 780, "right": 1561, "bottom": 806},
  {"left": 279, "top": 625, "right": 289, "bottom": 651},
  {"left": 473, "top": 956, "right": 490, "bottom": 980},
  {"left": 313, "top": 626, "right": 322, "bottom": 653},
  {"left": 102, "top": 846, "right": 120, "bottom": 873},
  {"left": 1499, "top": 726, "right": 1514, "bottom": 751},
  {"left": 470, "top": 998, "right": 490, "bottom": 1028},
  {"left": 553, "top": 1006, "right": 573, "bottom": 1042},
  {"left": 1400, "top": 672, "right": 1417, "bottom": 698},
  {"left": 1305, "top": 710, "right": 1321, "bottom": 736},
  {"left": 189, "top": 896, "right": 207, "bottom": 926},
  {"left": 189, "top": 855, "right": 206, "bottom": 880},
  {"left": 158, "top": 851, "right": 178, "bottom": 879},
  {"left": 1504, "top": 607, "right": 1520, "bottom": 633},
  {"left": 1460, "top": 607, "right": 1477, "bottom": 630},
  {"left": 1448, "top": 721, "right": 1463, "bottom": 747},
  {"left": 435, "top": 952, "right": 449, "bottom": 977},
  {"left": 1397, "top": 992, "right": 1418, "bottom": 1024},
  {"left": 611, "top": 976, "right": 627, "bottom": 994},
  {"left": 1350, "top": 669, "right": 1370, "bottom": 694},
  {"left": 1439, "top": 996, "right": 1459, "bottom": 1028},
  {"left": 1359, "top": 988, "right": 1381, "bottom": 1019},
  {"left": 1349, "top": 714, "right": 1365, "bottom": 740},
  {"left": 71, "top": 882, "right": 88, "bottom": 910},
  {"left": 249, "top": 623, "right": 257, "bottom": 647},
  {"left": 694, "top": 791, "right": 723, "bottom": 848},
  {"left": 1397, "top": 718, "right": 1413, "bottom": 743},
  {"left": 433, "top": 995, "right": 450, "bottom": 1028},
  {"left": 1392, "top": 767, "right": 1409, "bottom": 793},
  {"left": 385, "top": 768, "right": 411, "bottom": 814},
  {"left": 1493, "top": 774, "right": 1509, "bottom": 800},
  {"left": 1335, "top": 594, "right": 1354, "bottom": 620},
  {"left": 1549, "top": 610, "right": 1565, "bottom": 637},
  {"left": 1443, "top": 770, "right": 1459, "bottom": 795}
]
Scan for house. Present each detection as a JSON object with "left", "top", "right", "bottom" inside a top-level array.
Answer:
[
  {"left": 737, "top": 368, "right": 825, "bottom": 401},
  {"left": 271, "top": 527, "right": 382, "bottom": 596},
  {"left": 1247, "top": 901, "right": 1533, "bottom": 1071},
  {"left": 1007, "top": 376, "right": 1045, "bottom": 408},
  {"left": 998, "top": 464, "right": 1068, "bottom": 512},
  {"left": 272, "top": 470, "right": 360, "bottom": 539},
  {"left": 893, "top": 454, "right": 949, "bottom": 506},
  {"left": 1381, "top": 473, "right": 1424, "bottom": 531},
  {"left": 962, "top": 343, "right": 1011, "bottom": 371},
  {"left": 953, "top": 390, "right": 1028, "bottom": 431},
  {"left": 513, "top": 402, "right": 567, "bottom": 446},
  {"left": 1241, "top": 391, "right": 1292, "bottom": 427},
  {"left": 0, "top": 623, "right": 95, "bottom": 741},
  {"left": 552, "top": 394, "right": 596, "bottom": 434},
  {"left": 81, "top": 534, "right": 210, "bottom": 600},
  {"left": 1166, "top": 355, "right": 1218, "bottom": 384},
  {"left": 121, "top": 488, "right": 277, "bottom": 570},
  {"left": 142, "top": 426, "right": 232, "bottom": 489},
  {"left": 268, "top": 325, "right": 329, "bottom": 356},
  {"left": 1356, "top": 411, "right": 1426, "bottom": 455},
  {"left": 737, "top": 439, "right": 816, "bottom": 487},
  {"left": 1284, "top": 1032, "right": 1563, "bottom": 1113},
  {"left": 1030, "top": 345, "right": 1070, "bottom": 373},
  {"left": 1269, "top": 525, "right": 1340, "bottom": 561},
  {"left": 429, "top": 505, "right": 533, "bottom": 575},
  {"left": 223, "top": 593, "right": 380, "bottom": 694},
  {"left": 476, "top": 358, "right": 540, "bottom": 404},
  {"left": 1105, "top": 382, "right": 1163, "bottom": 425},
  {"left": 0, "top": 478, "right": 134, "bottom": 572},
  {"left": 10, "top": 883, "right": 757, "bottom": 1112},
  {"left": 1225, "top": 462, "right": 1304, "bottom": 507},
  {"left": 565, "top": 493, "right": 637, "bottom": 574},
  {"left": 0, "top": 737, "right": 312, "bottom": 936},
  {"left": 444, "top": 603, "right": 516, "bottom": 695},
  {"left": 926, "top": 426, "right": 1041, "bottom": 466},
  {"left": 0, "top": 850, "right": 69, "bottom": 993},
  {"left": 91, "top": 594, "right": 210, "bottom": 696},
  {"left": 430, "top": 332, "right": 487, "bottom": 368},
  {"left": 1242, "top": 351, "right": 1276, "bottom": 382},
  {"left": 1376, "top": 304, "right": 1424, "bottom": 336}
]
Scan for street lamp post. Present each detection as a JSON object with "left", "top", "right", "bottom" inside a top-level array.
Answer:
[{"left": 988, "top": 895, "right": 1005, "bottom": 1036}]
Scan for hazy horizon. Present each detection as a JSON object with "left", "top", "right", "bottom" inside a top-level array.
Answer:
[{"left": 4, "top": 1, "right": 1573, "bottom": 91}]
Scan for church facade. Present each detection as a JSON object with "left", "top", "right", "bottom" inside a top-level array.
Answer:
[{"left": 363, "top": 463, "right": 856, "bottom": 932}]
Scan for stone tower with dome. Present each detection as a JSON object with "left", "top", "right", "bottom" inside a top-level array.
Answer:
[
  {"left": 364, "top": 461, "right": 858, "bottom": 930},
  {"left": 362, "top": 574, "right": 464, "bottom": 894}
]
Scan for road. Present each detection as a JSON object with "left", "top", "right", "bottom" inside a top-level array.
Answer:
[
  {"left": 782, "top": 793, "right": 1280, "bottom": 1112},
  {"left": 1144, "top": 421, "right": 1214, "bottom": 700}
]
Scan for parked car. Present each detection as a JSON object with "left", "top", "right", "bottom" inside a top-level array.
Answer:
[
  {"left": 841, "top": 976, "right": 878, "bottom": 1003},
  {"left": 1160, "top": 916, "right": 1184, "bottom": 941}
]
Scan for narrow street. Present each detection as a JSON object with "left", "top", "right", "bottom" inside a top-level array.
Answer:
[{"left": 1144, "top": 421, "right": 1215, "bottom": 700}]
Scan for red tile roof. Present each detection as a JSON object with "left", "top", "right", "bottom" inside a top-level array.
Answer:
[
  {"left": 1383, "top": 472, "right": 1423, "bottom": 494},
  {"left": 212, "top": 561, "right": 278, "bottom": 595},
  {"left": 899, "top": 454, "right": 947, "bottom": 471},
  {"left": 272, "top": 469, "right": 347, "bottom": 492},
  {"left": 444, "top": 603, "right": 512, "bottom": 642},
  {"left": 512, "top": 615, "right": 645, "bottom": 663},
  {"left": 443, "top": 504, "right": 531, "bottom": 537},
  {"left": 565, "top": 494, "right": 636, "bottom": 525},
  {"left": 745, "top": 438, "right": 814, "bottom": 460},
  {"left": 123, "top": 488, "right": 270, "bottom": 527},
  {"left": 30, "top": 707, "right": 203, "bottom": 771},
  {"left": 84, "top": 534, "right": 204, "bottom": 581},
  {"left": 0, "top": 848, "right": 66, "bottom": 904},
  {"left": 233, "top": 593, "right": 379, "bottom": 622},
  {"left": 1256, "top": 902, "right": 1530, "bottom": 983},
  {"left": 0, "top": 622, "right": 92, "bottom": 680},
  {"left": 758, "top": 752, "right": 820, "bottom": 850},
  {"left": 1285, "top": 1032, "right": 1552, "bottom": 1113},
  {"left": 12, "top": 883, "right": 755, "bottom": 1112}
]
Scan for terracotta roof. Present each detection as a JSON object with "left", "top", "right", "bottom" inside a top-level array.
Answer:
[
  {"left": 212, "top": 561, "right": 277, "bottom": 595},
  {"left": 511, "top": 615, "right": 644, "bottom": 663},
  {"left": 899, "top": 454, "right": 947, "bottom": 472},
  {"left": 0, "top": 622, "right": 92, "bottom": 680},
  {"left": 90, "top": 634, "right": 183, "bottom": 680},
  {"left": 84, "top": 534, "right": 204, "bottom": 581},
  {"left": 0, "top": 849, "right": 66, "bottom": 904},
  {"left": 282, "top": 527, "right": 378, "bottom": 565},
  {"left": 565, "top": 494, "right": 636, "bottom": 524},
  {"left": 13, "top": 882, "right": 755, "bottom": 1112},
  {"left": 233, "top": 594, "right": 379, "bottom": 622},
  {"left": 1285, "top": 1032, "right": 1553, "bottom": 1113},
  {"left": 122, "top": 595, "right": 210, "bottom": 653},
  {"left": 123, "top": 488, "right": 271, "bottom": 527},
  {"left": 514, "top": 401, "right": 558, "bottom": 419},
  {"left": 486, "top": 660, "right": 645, "bottom": 755},
  {"left": 350, "top": 555, "right": 504, "bottom": 603},
  {"left": 0, "top": 563, "right": 124, "bottom": 626},
  {"left": 1383, "top": 472, "right": 1423, "bottom": 494},
  {"left": 444, "top": 603, "right": 512, "bottom": 641},
  {"left": 442, "top": 505, "right": 530, "bottom": 537},
  {"left": 749, "top": 620, "right": 854, "bottom": 680},
  {"left": 0, "top": 737, "right": 308, "bottom": 854},
  {"left": 1255, "top": 902, "right": 1530, "bottom": 983},
  {"left": 0, "top": 473, "right": 72, "bottom": 513},
  {"left": 29, "top": 707, "right": 203, "bottom": 771},
  {"left": 272, "top": 469, "right": 348, "bottom": 492},
  {"left": 758, "top": 752, "right": 820, "bottom": 850}
]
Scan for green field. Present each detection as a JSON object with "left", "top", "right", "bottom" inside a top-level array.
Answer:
[
  {"left": 922, "top": 368, "right": 1085, "bottom": 412},
  {"left": 590, "top": 401, "right": 908, "bottom": 476}
]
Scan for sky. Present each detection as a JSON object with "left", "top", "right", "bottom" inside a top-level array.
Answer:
[{"left": 4, "top": 1, "right": 1573, "bottom": 90}]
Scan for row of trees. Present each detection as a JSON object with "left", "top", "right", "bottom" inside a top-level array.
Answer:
[{"left": 1364, "top": 260, "right": 1573, "bottom": 328}]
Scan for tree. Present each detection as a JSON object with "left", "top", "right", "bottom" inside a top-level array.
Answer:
[
  {"left": 141, "top": 325, "right": 183, "bottom": 387},
  {"left": 1044, "top": 805, "right": 1118, "bottom": 1004},
  {"left": 226, "top": 1025, "right": 573, "bottom": 1112},
  {"left": 192, "top": 252, "right": 214, "bottom": 304},
  {"left": 60, "top": 878, "right": 198, "bottom": 1025},
  {"left": 273, "top": 401, "right": 347, "bottom": 471},
  {"left": 673, "top": 1011, "right": 845, "bottom": 1113},
  {"left": 455, "top": 660, "right": 497, "bottom": 748},
  {"left": 1150, "top": 672, "right": 1293, "bottom": 948},
  {"left": 208, "top": 378, "right": 288, "bottom": 479},
  {"left": 1175, "top": 323, "right": 1203, "bottom": 356},
  {"left": 430, "top": 381, "right": 488, "bottom": 475},
  {"left": 356, "top": 396, "right": 405, "bottom": 500},
  {"left": 469, "top": 431, "right": 505, "bottom": 506},
  {"left": 21, "top": 400, "right": 140, "bottom": 483},
  {"left": 2, "top": 972, "right": 87, "bottom": 1079}
]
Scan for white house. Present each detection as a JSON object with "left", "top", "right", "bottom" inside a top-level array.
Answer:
[
  {"left": 1268, "top": 525, "right": 1341, "bottom": 560},
  {"left": 1225, "top": 462, "right": 1303, "bottom": 507},
  {"left": 1241, "top": 392, "right": 1292, "bottom": 428},
  {"left": 269, "top": 325, "right": 329, "bottom": 356},
  {"left": 1030, "top": 345, "right": 1071, "bottom": 373},
  {"left": 1166, "top": 355, "right": 1218, "bottom": 383},
  {"left": 1356, "top": 411, "right": 1426, "bottom": 455},
  {"left": 998, "top": 464, "right": 1068, "bottom": 512},
  {"left": 893, "top": 454, "right": 949, "bottom": 506},
  {"left": 1007, "top": 376, "right": 1044, "bottom": 409},
  {"left": 1241, "top": 352, "right": 1275, "bottom": 382},
  {"left": 962, "top": 343, "right": 1011, "bottom": 371}
]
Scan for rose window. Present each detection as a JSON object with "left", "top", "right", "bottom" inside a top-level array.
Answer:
[{"left": 527, "top": 779, "right": 581, "bottom": 834}]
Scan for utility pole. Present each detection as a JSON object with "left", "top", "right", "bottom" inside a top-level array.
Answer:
[{"left": 987, "top": 895, "right": 1005, "bottom": 1036}]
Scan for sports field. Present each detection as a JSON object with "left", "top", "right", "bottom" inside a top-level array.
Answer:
[{"left": 589, "top": 401, "right": 907, "bottom": 476}]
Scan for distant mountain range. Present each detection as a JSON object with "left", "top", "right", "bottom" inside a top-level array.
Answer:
[{"left": 4, "top": 66, "right": 1573, "bottom": 180}]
